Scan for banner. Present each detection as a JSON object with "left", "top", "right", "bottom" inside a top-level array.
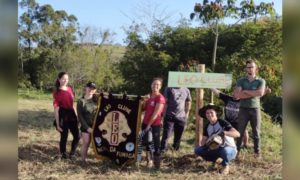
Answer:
[
  {"left": 167, "top": 71, "right": 232, "bottom": 89},
  {"left": 91, "top": 94, "right": 142, "bottom": 165}
]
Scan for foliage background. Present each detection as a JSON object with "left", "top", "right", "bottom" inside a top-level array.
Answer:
[{"left": 18, "top": 0, "right": 282, "bottom": 121}]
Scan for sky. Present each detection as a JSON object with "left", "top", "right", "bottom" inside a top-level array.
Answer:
[{"left": 21, "top": 0, "right": 282, "bottom": 45}]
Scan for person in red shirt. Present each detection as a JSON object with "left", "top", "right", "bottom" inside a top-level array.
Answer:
[
  {"left": 53, "top": 72, "right": 79, "bottom": 160},
  {"left": 142, "top": 77, "right": 166, "bottom": 169}
]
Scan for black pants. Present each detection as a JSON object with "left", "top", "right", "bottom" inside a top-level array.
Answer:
[
  {"left": 142, "top": 123, "right": 161, "bottom": 156},
  {"left": 58, "top": 108, "right": 80, "bottom": 155},
  {"left": 60, "top": 120, "right": 80, "bottom": 155},
  {"left": 160, "top": 115, "right": 186, "bottom": 151}
]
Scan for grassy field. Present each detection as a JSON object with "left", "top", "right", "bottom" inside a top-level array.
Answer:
[{"left": 18, "top": 93, "right": 282, "bottom": 179}]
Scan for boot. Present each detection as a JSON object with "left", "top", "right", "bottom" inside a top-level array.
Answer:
[{"left": 153, "top": 154, "right": 161, "bottom": 169}]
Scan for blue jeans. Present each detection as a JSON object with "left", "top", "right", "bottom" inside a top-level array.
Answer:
[
  {"left": 194, "top": 146, "right": 237, "bottom": 166},
  {"left": 142, "top": 123, "right": 161, "bottom": 156}
]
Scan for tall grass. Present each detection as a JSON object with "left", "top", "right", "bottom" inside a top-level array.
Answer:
[{"left": 18, "top": 88, "right": 52, "bottom": 100}]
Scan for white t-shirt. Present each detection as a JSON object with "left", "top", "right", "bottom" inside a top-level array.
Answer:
[{"left": 204, "top": 119, "right": 237, "bottom": 148}]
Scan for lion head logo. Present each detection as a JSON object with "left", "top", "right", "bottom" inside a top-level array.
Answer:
[{"left": 99, "top": 111, "right": 131, "bottom": 146}]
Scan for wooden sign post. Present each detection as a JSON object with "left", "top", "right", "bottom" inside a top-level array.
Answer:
[
  {"left": 195, "top": 64, "right": 205, "bottom": 147},
  {"left": 167, "top": 67, "right": 232, "bottom": 147}
]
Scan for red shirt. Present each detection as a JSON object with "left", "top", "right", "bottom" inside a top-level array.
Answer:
[
  {"left": 53, "top": 86, "right": 74, "bottom": 109},
  {"left": 143, "top": 94, "right": 166, "bottom": 126}
]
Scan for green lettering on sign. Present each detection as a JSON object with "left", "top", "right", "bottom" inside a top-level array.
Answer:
[{"left": 167, "top": 71, "right": 232, "bottom": 89}]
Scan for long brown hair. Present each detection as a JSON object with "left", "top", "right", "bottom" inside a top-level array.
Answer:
[{"left": 55, "top": 72, "right": 68, "bottom": 91}]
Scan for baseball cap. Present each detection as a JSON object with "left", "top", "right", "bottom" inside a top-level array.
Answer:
[{"left": 86, "top": 82, "right": 96, "bottom": 89}]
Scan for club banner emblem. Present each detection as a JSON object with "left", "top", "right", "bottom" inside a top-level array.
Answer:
[{"left": 92, "top": 93, "right": 142, "bottom": 165}]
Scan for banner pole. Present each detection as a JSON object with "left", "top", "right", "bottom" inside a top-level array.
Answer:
[{"left": 101, "top": 92, "right": 147, "bottom": 98}]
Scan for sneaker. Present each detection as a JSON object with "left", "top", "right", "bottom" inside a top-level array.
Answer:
[
  {"left": 80, "top": 160, "right": 88, "bottom": 167},
  {"left": 215, "top": 157, "right": 223, "bottom": 164},
  {"left": 69, "top": 154, "right": 76, "bottom": 161},
  {"left": 220, "top": 165, "right": 230, "bottom": 175},
  {"left": 254, "top": 153, "right": 261, "bottom": 159},
  {"left": 215, "top": 157, "right": 223, "bottom": 168},
  {"left": 210, "top": 157, "right": 223, "bottom": 170},
  {"left": 172, "top": 144, "right": 180, "bottom": 151},
  {"left": 147, "top": 160, "right": 153, "bottom": 168},
  {"left": 61, "top": 153, "right": 67, "bottom": 160}
]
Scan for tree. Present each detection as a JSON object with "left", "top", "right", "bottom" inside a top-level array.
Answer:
[
  {"left": 18, "top": 1, "right": 125, "bottom": 93},
  {"left": 190, "top": 0, "right": 275, "bottom": 103},
  {"left": 120, "top": 18, "right": 282, "bottom": 116},
  {"left": 18, "top": 0, "right": 39, "bottom": 74},
  {"left": 240, "top": 0, "right": 275, "bottom": 22},
  {"left": 77, "top": 26, "right": 122, "bottom": 92},
  {"left": 18, "top": 1, "right": 80, "bottom": 89},
  {"left": 119, "top": 31, "right": 169, "bottom": 94}
]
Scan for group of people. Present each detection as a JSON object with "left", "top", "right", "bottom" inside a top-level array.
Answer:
[
  {"left": 52, "top": 58, "right": 269, "bottom": 174},
  {"left": 52, "top": 73, "right": 192, "bottom": 168},
  {"left": 194, "top": 59, "right": 270, "bottom": 175},
  {"left": 53, "top": 72, "right": 98, "bottom": 163}
]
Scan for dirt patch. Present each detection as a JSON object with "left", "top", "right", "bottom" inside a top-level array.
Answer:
[{"left": 19, "top": 142, "right": 58, "bottom": 163}]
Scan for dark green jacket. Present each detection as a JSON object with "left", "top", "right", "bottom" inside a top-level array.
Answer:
[{"left": 77, "top": 97, "right": 98, "bottom": 132}]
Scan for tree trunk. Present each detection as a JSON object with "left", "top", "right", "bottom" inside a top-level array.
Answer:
[{"left": 211, "top": 21, "right": 219, "bottom": 104}]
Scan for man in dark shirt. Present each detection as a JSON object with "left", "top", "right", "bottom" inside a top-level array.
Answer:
[
  {"left": 160, "top": 87, "right": 192, "bottom": 152},
  {"left": 211, "top": 86, "right": 271, "bottom": 149},
  {"left": 211, "top": 88, "right": 249, "bottom": 148}
]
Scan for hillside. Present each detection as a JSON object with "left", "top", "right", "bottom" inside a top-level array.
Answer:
[{"left": 79, "top": 43, "right": 126, "bottom": 63}]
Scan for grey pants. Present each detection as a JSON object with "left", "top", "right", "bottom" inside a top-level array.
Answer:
[{"left": 236, "top": 107, "right": 261, "bottom": 153}]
